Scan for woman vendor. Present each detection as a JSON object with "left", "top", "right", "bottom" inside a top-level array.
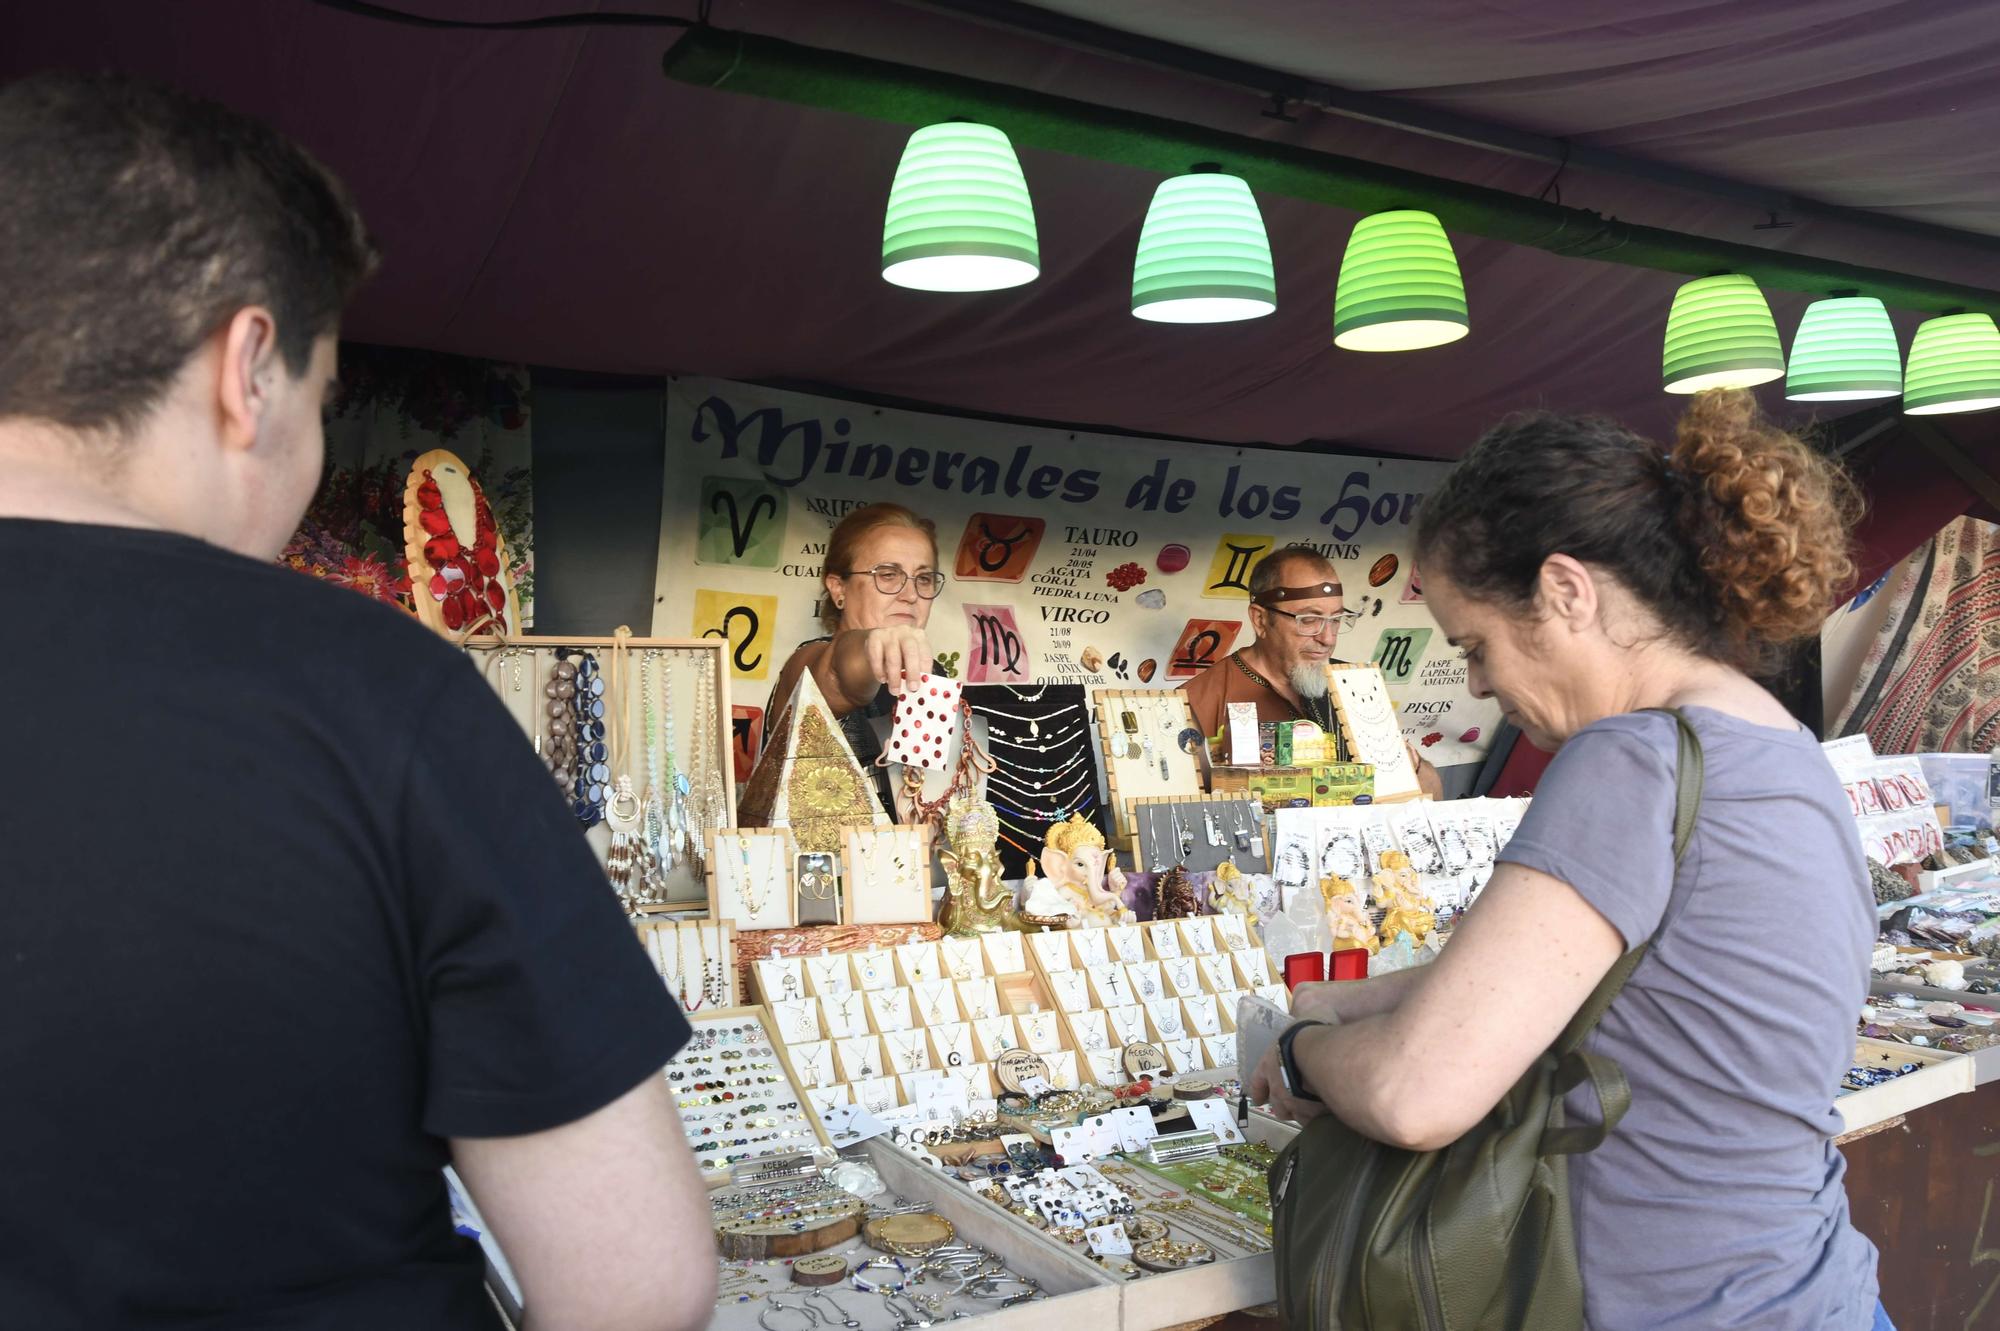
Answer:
[
  {"left": 1252, "top": 390, "right": 1887, "bottom": 1330},
  {"left": 764, "top": 502, "right": 946, "bottom": 797}
]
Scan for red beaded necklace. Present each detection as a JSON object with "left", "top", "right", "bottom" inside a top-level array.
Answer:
[{"left": 415, "top": 467, "right": 507, "bottom": 633}]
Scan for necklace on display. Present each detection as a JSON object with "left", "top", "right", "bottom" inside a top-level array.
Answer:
[
  {"left": 889, "top": 1031, "right": 928, "bottom": 1067},
  {"left": 677, "top": 926, "right": 704, "bottom": 1012},
  {"left": 1231, "top": 802, "right": 1255, "bottom": 853},
  {"left": 866, "top": 834, "right": 914, "bottom": 910},
  {"left": 733, "top": 837, "right": 782, "bottom": 921},
  {"left": 702, "top": 922, "right": 728, "bottom": 1006},
  {"left": 978, "top": 701, "right": 1078, "bottom": 729},
  {"left": 1202, "top": 807, "right": 1225, "bottom": 849},
  {"left": 920, "top": 986, "right": 952, "bottom": 1025},
  {"left": 1170, "top": 807, "right": 1194, "bottom": 863}
]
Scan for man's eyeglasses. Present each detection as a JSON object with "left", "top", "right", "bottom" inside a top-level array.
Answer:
[
  {"left": 845, "top": 563, "right": 947, "bottom": 599},
  {"left": 1262, "top": 605, "right": 1361, "bottom": 636}
]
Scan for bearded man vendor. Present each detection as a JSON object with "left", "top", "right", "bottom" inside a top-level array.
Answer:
[{"left": 1180, "top": 545, "right": 1443, "bottom": 799}]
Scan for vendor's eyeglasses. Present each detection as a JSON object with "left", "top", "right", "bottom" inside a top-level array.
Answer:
[
  {"left": 1262, "top": 605, "right": 1361, "bottom": 636},
  {"left": 846, "top": 563, "right": 947, "bottom": 598}
]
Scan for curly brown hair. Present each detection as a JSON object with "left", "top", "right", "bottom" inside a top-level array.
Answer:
[{"left": 1415, "top": 390, "right": 1863, "bottom": 675}]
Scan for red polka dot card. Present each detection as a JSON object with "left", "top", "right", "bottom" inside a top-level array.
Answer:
[{"left": 885, "top": 673, "right": 964, "bottom": 773}]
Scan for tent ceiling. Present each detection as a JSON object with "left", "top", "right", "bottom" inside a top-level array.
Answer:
[{"left": 6, "top": 0, "right": 2000, "bottom": 462}]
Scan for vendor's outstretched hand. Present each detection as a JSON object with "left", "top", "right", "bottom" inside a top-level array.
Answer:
[{"left": 864, "top": 624, "right": 933, "bottom": 696}]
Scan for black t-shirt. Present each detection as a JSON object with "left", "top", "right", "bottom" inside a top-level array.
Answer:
[{"left": 0, "top": 519, "right": 690, "bottom": 1329}]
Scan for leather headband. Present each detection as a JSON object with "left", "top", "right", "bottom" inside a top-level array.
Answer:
[{"left": 1254, "top": 580, "right": 1343, "bottom": 606}]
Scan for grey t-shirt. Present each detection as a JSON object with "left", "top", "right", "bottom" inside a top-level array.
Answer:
[{"left": 1499, "top": 707, "right": 1879, "bottom": 1331}]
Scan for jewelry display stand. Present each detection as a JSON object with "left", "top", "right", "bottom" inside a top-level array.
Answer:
[
  {"left": 472, "top": 633, "right": 734, "bottom": 912},
  {"left": 1271, "top": 794, "right": 1530, "bottom": 919},
  {"left": 748, "top": 934, "right": 1080, "bottom": 1123},
  {"left": 667, "top": 1006, "right": 832, "bottom": 1183},
  {"left": 1325, "top": 663, "right": 1423, "bottom": 803},
  {"left": 707, "top": 828, "right": 800, "bottom": 930},
  {"left": 1092, "top": 690, "right": 1204, "bottom": 838},
  {"left": 841, "top": 824, "right": 935, "bottom": 926},
  {"left": 633, "top": 917, "right": 739, "bottom": 1011},
  {"left": 1127, "top": 795, "right": 1266, "bottom": 875},
  {"left": 793, "top": 850, "right": 842, "bottom": 926},
  {"left": 403, "top": 447, "right": 524, "bottom": 640},
  {"left": 1026, "top": 918, "right": 1285, "bottom": 1082},
  {"left": 966, "top": 683, "right": 1108, "bottom": 880}
]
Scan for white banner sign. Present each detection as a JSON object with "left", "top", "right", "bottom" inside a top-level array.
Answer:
[{"left": 652, "top": 376, "right": 1500, "bottom": 769}]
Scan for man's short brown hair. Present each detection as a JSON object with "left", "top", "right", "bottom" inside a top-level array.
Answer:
[
  {"left": 0, "top": 72, "right": 377, "bottom": 435},
  {"left": 1249, "top": 544, "right": 1340, "bottom": 601}
]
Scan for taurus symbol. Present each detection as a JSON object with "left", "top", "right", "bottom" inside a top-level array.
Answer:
[
  {"left": 975, "top": 520, "right": 1032, "bottom": 573},
  {"left": 709, "top": 487, "right": 778, "bottom": 559},
  {"left": 701, "top": 605, "right": 764, "bottom": 672}
]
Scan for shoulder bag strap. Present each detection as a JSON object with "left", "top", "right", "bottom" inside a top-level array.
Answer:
[{"left": 1552, "top": 707, "right": 1704, "bottom": 1057}]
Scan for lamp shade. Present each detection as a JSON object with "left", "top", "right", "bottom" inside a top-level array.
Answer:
[
  {"left": 1131, "top": 172, "right": 1276, "bottom": 323},
  {"left": 1661, "top": 274, "right": 1784, "bottom": 393},
  {"left": 1784, "top": 297, "right": 1902, "bottom": 400},
  {"left": 1332, "top": 210, "right": 1468, "bottom": 351},
  {"left": 1903, "top": 313, "right": 2000, "bottom": 415},
  {"left": 881, "top": 122, "right": 1038, "bottom": 292}
]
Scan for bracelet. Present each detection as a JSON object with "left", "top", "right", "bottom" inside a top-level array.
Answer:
[{"left": 851, "top": 1257, "right": 909, "bottom": 1293}]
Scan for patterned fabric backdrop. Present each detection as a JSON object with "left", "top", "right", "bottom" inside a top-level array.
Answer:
[
  {"left": 1832, "top": 517, "right": 2000, "bottom": 753},
  {"left": 282, "top": 344, "right": 534, "bottom": 623}
]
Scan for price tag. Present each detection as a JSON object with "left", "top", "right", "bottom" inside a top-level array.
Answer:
[
  {"left": 1184, "top": 1099, "right": 1246, "bottom": 1145},
  {"left": 1087, "top": 1222, "right": 1134, "bottom": 1257},
  {"left": 1050, "top": 1121, "right": 1116, "bottom": 1163},
  {"left": 1084, "top": 1106, "right": 1158, "bottom": 1153}
]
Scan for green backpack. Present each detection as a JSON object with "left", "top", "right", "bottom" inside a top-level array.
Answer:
[{"left": 1268, "top": 709, "right": 1703, "bottom": 1331}]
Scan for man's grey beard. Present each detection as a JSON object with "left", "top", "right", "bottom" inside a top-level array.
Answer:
[{"left": 1289, "top": 661, "right": 1329, "bottom": 699}]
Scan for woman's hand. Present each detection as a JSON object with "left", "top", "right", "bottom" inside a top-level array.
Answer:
[
  {"left": 1248, "top": 1042, "right": 1328, "bottom": 1126},
  {"left": 862, "top": 624, "right": 934, "bottom": 695}
]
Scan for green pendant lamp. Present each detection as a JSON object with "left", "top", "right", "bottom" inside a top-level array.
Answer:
[
  {"left": 881, "top": 122, "right": 1039, "bottom": 292},
  {"left": 1661, "top": 274, "right": 1784, "bottom": 393},
  {"left": 1131, "top": 168, "right": 1276, "bottom": 323},
  {"left": 1903, "top": 313, "right": 2000, "bottom": 414},
  {"left": 1784, "top": 296, "right": 1902, "bottom": 400},
  {"left": 1332, "top": 209, "right": 1469, "bottom": 351}
]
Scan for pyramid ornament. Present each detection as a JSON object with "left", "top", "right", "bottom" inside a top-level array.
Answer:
[{"left": 736, "top": 672, "right": 890, "bottom": 855}]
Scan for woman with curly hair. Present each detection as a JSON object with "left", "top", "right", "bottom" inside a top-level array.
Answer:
[{"left": 1254, "top": 390, "right": 1888, "bottom": 1329}]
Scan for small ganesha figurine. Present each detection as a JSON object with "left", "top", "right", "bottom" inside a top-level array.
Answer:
[
  {"left": 1209, "top": 861, "right": 1255, "bottom": 920},
  {"left": 937, "top": 794, "right": 1023, "bottom": 936},
  {"left": 1320, "top": 874, "right": 1380, "bottom": 956},
  {"left": 1027, "top": 813, "right": 1133, "bottom": 927},
  {"left": 1372, "top": 850, "right": 1437, "bottom": 947}
]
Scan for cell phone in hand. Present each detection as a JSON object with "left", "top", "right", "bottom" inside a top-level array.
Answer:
[{"left": 1233, "top": 993, "right": 1296, "bottom": 1100}]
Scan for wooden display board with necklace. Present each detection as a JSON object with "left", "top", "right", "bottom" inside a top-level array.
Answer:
[
  {"left": 470, "top": 632, "right": 736, "bottom": 911},
  {"left": 1091, "top": 689, "right": 1205, "bottom": 840}
]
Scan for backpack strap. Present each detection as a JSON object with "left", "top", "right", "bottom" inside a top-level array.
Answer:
[{"left": 1551, "top": 707, "right": 1705, "bottom": 1059}]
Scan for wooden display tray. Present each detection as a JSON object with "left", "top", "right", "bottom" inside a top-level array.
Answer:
[
  {"left": 1839, "top": 1035, "right": 1975, "bottom": 1134},
  {"left": 1094, "top": 689, "right": 1205, "bottom": 837},
  {"left": 682, "top": 1004, "right": 835, "bottom": 1159},
  {"left": 467, "top": 632, "right": 736, "bottom": 912},
  {"left": 1023, "top": 918, "right": 1257, "bottom": 1083}
]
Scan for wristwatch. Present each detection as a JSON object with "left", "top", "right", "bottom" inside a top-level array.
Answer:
[{"left": 1277, "top": 1020, "right": 1329, "bottom": 1103}]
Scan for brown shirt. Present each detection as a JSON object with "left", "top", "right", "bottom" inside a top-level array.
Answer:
[{"left": 1179, "top": 649, "right": 1338, "bottom": 746}]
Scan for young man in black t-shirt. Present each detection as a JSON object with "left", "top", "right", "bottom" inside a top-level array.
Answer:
[{"left": 0, "top": 74, "right": 713, "bottom": 1330}]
